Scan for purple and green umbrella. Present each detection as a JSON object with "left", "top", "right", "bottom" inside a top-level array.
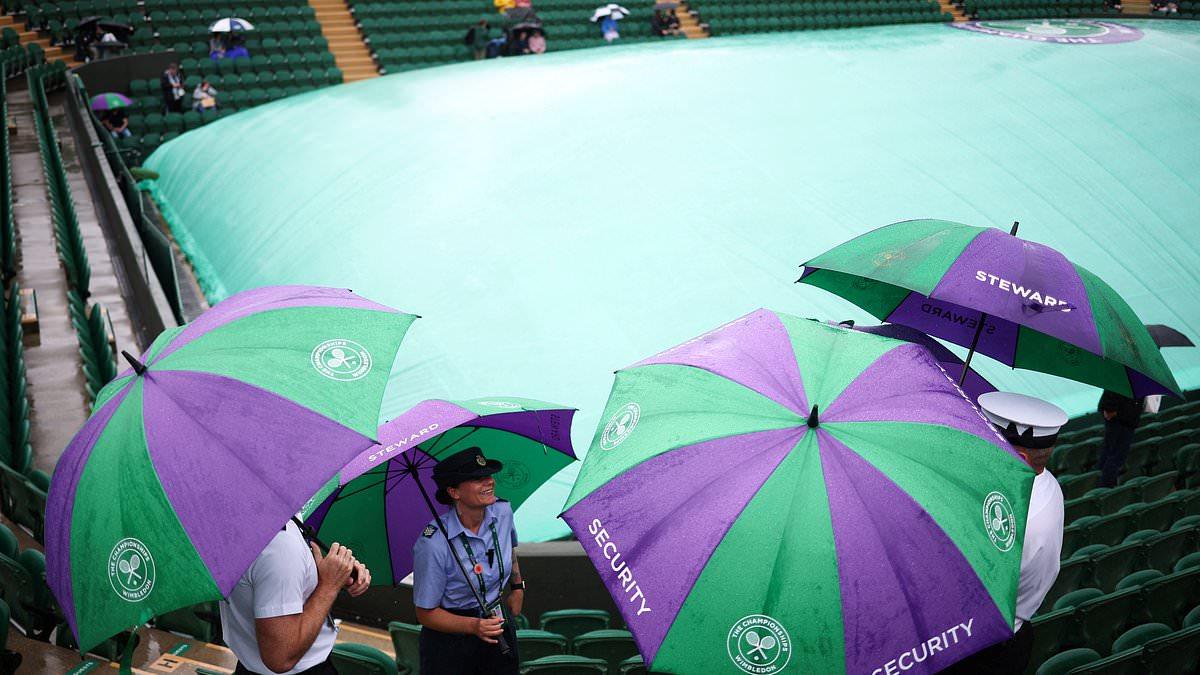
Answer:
[
  {"left": 90, "top": 92, "right": 132, "bottom": 111},
  {"left": 46, "top": 286, "right": 417, "bottom": 653},
  {"left": 846, "top": 321, "right": 997, "bottom": 403},
  {"left": 797, "top": 219, "right": 1181, "bottom": 399},
  {"left": 562, "top": 310, "right": 1034, "bottom": 675},
  {"left": 300, "top": 396, "right": 577, "bottom": 586}
]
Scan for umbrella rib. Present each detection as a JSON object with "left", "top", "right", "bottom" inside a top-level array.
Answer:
[{"left": 328, "top": 468, "right": 392, "bottom": 502}]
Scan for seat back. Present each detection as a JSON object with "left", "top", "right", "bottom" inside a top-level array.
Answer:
[
  {"left": 517, "top": 629, "right": 569, "bottom": 662},
  {"left": 387, "top": 621, "right": 420, "bottom": 674},
  {"left": 572, "top": 629, "right": 638, "bottom": 672},
  {"left": 1033, "top": 647, "right": 1100, "bottom": 675},
  {"left": 330, "top": 643, "right": 399, "bottom": 675},
  {"left": 539, "top": 609, "right": 610, "bottom": 647},
  {"left": 521, "top": 654, "right": 609, "bottom": 674},
  {"left": 1111, "top": 622, "right": 1172, "bottom": 654},
  {"left": 1141, "top": 625, "right": 1200, "bottom": 674}
]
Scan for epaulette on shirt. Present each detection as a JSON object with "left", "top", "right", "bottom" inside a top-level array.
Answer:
[{"left": 421, "top": 525, "right": 436, "bottom": 538}]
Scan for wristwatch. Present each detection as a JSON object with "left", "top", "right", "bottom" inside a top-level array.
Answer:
[{"left": 510, "top": 580, "right": 527, "bottom": 591}]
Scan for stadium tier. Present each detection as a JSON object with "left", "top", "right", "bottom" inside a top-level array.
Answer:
[{"left": 699, "top": 0, "right": 952, "bottom": 35}]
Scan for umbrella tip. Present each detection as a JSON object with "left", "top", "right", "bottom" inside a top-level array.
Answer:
[
  {"left": 806, "top": 404, "right": 819, "bottom": 428},
  {"left": 1009, "top": 221, "right": 1020, "bottom": 236},
  {"left": 120, "top": 350, "right": 147, "bottom": 375}
]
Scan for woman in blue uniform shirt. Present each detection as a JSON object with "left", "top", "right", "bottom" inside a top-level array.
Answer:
[{"left": 412, "top": 447, "right": 525, "bottom": 674}]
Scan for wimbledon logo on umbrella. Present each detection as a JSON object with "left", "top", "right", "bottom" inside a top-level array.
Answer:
[
  {"left": 983, "top": 491, "right": 1017, "bottom": 552},
  {"left": 108, "top": 538, "right": 156, "bottom": 602},
  {"left": 727, "top": 615, "right": 793, "bottom": 674},
  {"left": 311, "top": 339, "right": 373, "bottom": 381},
  {"left": 600, "top": 403, "right": 641, "bottom": 450}
]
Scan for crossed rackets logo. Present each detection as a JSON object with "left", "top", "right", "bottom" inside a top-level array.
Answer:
[
  {"left": 727, "top": 614, "right": 793, "bottom": 673},
  {"left": 108, "top": 538, "right": 156, "bottom": 602}
]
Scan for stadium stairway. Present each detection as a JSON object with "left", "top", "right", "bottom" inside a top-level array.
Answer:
[
  {"left": 677, "top": 2, "right": 712, "bottom": 38},
  {"left": 0, "top": 12, "right": 78, "bottom": 67},
  {"left": 7, "top": 78, "right": 136, "bottom": 472},
  {"left": 1123, "top": 0, "right": 1153, "bottom": 12},
  {"left": 310, "top": 0, "right": 379, "bottom": 82},
  {"left": 938, "top": 0, "right": 970, "bottom": 20}
]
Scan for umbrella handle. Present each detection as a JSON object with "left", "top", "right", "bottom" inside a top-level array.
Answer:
[{"left": 291, "top": 516, "right": 360, "bottom": 585}]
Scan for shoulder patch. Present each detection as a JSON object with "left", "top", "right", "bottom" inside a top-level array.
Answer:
[{"left": 422, "top": 525, "right": 437, "bottom": 538}]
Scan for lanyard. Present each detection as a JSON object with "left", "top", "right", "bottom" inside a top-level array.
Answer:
[{"left": 457, "top": 522, "right": 504, "bottom": 600}]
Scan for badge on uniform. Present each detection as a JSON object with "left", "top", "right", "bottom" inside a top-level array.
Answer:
[{"left": 422, "top": 525, "right": 436, "bottom": 538}]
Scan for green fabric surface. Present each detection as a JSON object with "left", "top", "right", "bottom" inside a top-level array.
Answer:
[{"left": 145, "top": 21, "right": 1200, "bottom": 540}]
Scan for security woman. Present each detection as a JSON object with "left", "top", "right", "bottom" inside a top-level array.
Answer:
[{"left": 412, "top": 447, "right": 525, "bottom": 675}]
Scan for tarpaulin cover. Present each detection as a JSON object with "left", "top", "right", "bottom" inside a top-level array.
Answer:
[{"left": 145, "top": 20, "right": 1200, "bottom": 541}]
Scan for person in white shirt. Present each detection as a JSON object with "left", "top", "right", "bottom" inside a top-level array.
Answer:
[
  {"left": 220, "top": 518, "right": 372, "bottom": 674},
  {"left": 945, "top": 391, "right": 1066, "bottom": 674}
]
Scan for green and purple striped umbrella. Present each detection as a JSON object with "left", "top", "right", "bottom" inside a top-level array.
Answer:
[
  {"left": 562, "top": 310, "right": 1034, "bottom": 675},
  {"left": 798, "top": 219, "right": 1180, "bottom": 399},
  {"left": 90, "top": 92, "right": 132, "bottom": 111},
  {"left": 301, "top": 396, "right": 577, "bottom": 586},
  {"left": 46, "top": 286, "right": 417, "bottom": 652}
]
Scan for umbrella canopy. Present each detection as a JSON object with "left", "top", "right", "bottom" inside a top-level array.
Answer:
[
  {"left": 591, "top": 4, "right": 630, "bottom": 21},
  {"left": 90, "top": 92, "right": 132, "bottom": 111},
  {"left": 301, "top": 397, "right": 577, "bottom": 586},
  {"left": 654, "top": 1, "right": 680, "bottom": 9},
  {"left": 209, "top": 17, "right": 255, "bottom": 32},
  {"left": 1147, "top": 324, "right": 1194, "bottom": 348},
  {"left": 562, "top": 310, "right": 1034, "bottom": 674},
  {"left": 848, "top": 321, "right": 997, "bottom": 402},
  {"left": 797, "top": 219, "right": 1181, "bottom": 399},
  {"left": 46, "top": 285, "right": 417, "bottom": 652},
  {"left": 505, "top": 7, "right": 541, "bottom": 25}
]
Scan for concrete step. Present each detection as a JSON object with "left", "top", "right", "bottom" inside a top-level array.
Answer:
[{"left": 335, "top": 56, "right": 375, "bottom": 68}]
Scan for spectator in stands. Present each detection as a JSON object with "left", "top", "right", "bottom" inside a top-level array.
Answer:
[
  {"left": 193, "top": 78, "right": 219, "bottom": 113},
  {"left": 652, "top": 9, "right": 681, "bottom": 36},
  {"left": 601, "top": 14, "right": 621, "bottom": 42},
  {"left": 465, "top": 19, "right": 491, "bottom": 61},
  {"left": 512, "top": 29, "right": 531, "bottom": 55},
  {"left": 161, "top": 62, "right": 185, "bottom": 113},
  {"left": 219, "top": 518, "right": 370, "bottom": 675},
  {"left": 413, "top": 448, "right": 524, "bottom": 675},
  {"left": 495, "top": 0, "right": 516, "bottom": 13},
  {"left": 528, "top": 28, "right": 546, "bottom": 54},
  {"left": 1096, "top": 390, "right": 1144, "bottom": 487},
  {"left": 1105, "top": 0, "right": 1123, "bottom": 10},
  {"left": 226, "top": 34, "right": 250, "bottom": 60},
  {"left": 90, "top": 24, "right": 122, "bottom": 61},
  {"left": 102, "top": 109, "right": 131, "bottom": 139},
  {"left": 944, "top": 392, "right": 1066, "bottom": 675},
  {"left": 209, "top": 32, "right": 227, "bottom": 60}
]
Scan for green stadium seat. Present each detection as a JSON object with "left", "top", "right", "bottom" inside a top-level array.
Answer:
[
  {"left": 1128, "top": 473, "right": 1178, "bottom": 503},
  {"left": 521, "top": 654, "right": 609, "bottom": 674},
  {"left": 1116, "top": 569, "right": 1164, "bottom": 591},
  {"left": 0, "top": 549, "right": 59, "bottom": 639},
  {"left": 387, "top": 621, "right": 419, "bottom": 675},
  {"left": 1028, "top": 608, "right": 1082, "bottom": 669},
  {"left": 1112, "top": 622, "right": 1172, "bottom": 653},
  {"left": 1140, "top": 625, "right": 1200, "bottom": 673},
  {"left": 1165, "top": 489, "right": 1200, "bottom": 521},
  {"left": 1054, "top": 587, "right": 1105, "bottom": 611},
  {"left": 1065, "top": 516, "right": 1101, "bottom": 557},
  {"left": 330, "top": 643, "right": 399, "bottom": 675},
  {"left": 0, "top": 528, "right": 13, "bottom": 563},
  {"left": 1176, "top": 552, "right": 1200, "bottom": 572},
  {"left": 539, "top": 609, "right": 610, "bottom": 648},
  {"left": 616, "top": 654, "right": 646, "bottom": 674},
  {"left": 1076, "top": 588, "right": 1141, "bottom": 654},
  {"left": 1175, "top": 515, "right": 1200, "bottom": 531},
  {"left": 1176, "top": 445, "right": 1200, "bottom": 486},
  {"left": 1043, "top": 556, "right": 1091, "bottom": 611},
  {"left": 1067, "top": 495, "right": 1101, "bottom": 523},
  {"left": 1066, "top": 647, "right": 1142, "bottom": 673},
  {"left": 572, "top": 629, "right": 638, "bottom": 672},
  {"left": 1034, "top": 647, "right": 1100, "bottom": 674},
  {"left": 1127, "top": 500, "right": 1176, "bottom": 534},
  {"left": 154, "top": 601, "right": 217, "bottom": 642},
  {"left": 1060, "top": 472, "right": 1101, "bottom": 501},
  {"left": 1138, "top": 568, "right": 1200, "bottom": 628},
  {"left": 518, "top": 629, "right": 569, "bottom": 662},
  {"left": 1186, "top": 605, "right": 1200, "bottom": 627},
  {"left": 1146, "top": 527, "right": 1198, "bottom": 572},
  {"left": 1091, "top": 543, "right": 1143, "bottom": 592}
]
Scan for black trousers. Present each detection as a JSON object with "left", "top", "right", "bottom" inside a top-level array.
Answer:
[
  {"left": 940, "top": 622, "right": 1033, "bottom": 675},
  {"left": 419, "top": 608, "right": 520, "bottom": 675},
  {"left": 233, "top": 658, "right": 337, "bottom": 674},
  {"left": 1098, "top": 420, "right": 1136, "bottom": 488}
]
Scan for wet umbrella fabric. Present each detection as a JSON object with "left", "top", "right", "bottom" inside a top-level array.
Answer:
[
  {"left": 45, "top": 285, "right": 417, "bottom": 652},
  {"left": 797, "top": 219, "right": 1180, "bottom": 399},
  {"left": 209, "top": 17, "right": 255, "bottom": 32},
  {"left": 562, "top": 310, "right": 1034, "bottom": 675},
  {"left": 90, "top": 92, "right": 132, "bottom": 111},
  {"left": 301, "top": 397, "right": 577, "bottom": 585},
  {"left": 849, "top": 322, "right": 997, "bottom": 402}
]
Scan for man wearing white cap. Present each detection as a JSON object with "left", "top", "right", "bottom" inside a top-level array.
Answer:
[{"left": 944, "top": 391, "right": 1066, "bottom": 674}]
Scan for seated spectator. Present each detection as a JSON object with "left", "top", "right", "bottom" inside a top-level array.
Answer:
[
  {"left": 161, "top": 62, "right": 185, "bottom": 113},
  {"left": 225, "top": 35, "right": 250, "bottom": 59},
  {"left": 667, "top": 9, "right": 681, "bottom": 31},
  {"left": 513, "top": 29, "right": 531, "bottom": 54},
  {"left": 464, "top": 19, "right": 490, "bottom": 61},
  {"left": 601, "top": 15, "right": 620, "bottom": 42},
  {"left": 193, "top": 79, "right": 219, "bottom": 112},
  {"left": 209, "top": 32, "right": 227, "bottom": 59},
  {"left": 1105, "top": 0, "right": 1123, "bottom": 9},
  {"left": 485, "top": 35, "right": 506, "bottom": 58},
  {"left": 652, "top": 9, "right": 678, "bottom": 36},
  {"left": 528, "top": 28, "right": 546, "bottom": 54},
  {"left": 102, "top": 109, "right": 131, "bottom": 138},
  {"left": 90, "top": 25, "right": 122, "bottom": 61},
  {"left": 494, "top": 0, "right": 516, "bottom": 13}
]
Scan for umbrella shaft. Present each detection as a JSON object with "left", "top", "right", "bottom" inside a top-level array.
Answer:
[{"left": 959, "top": 312, "right": 989, "bottom": 388}]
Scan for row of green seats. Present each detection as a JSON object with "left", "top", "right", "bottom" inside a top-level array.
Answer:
[
  {"left": 146, "top": 5, "right": 316, "bottom": 22},
  {"left": 1065, "top": 508, "right": 1200, "bottom": 560},
  {"left": 1050, "top": 426, "right": 1196, "bottom": 477},
  {"left": 0, "top": 68, "right": 14, "bottom": 282},
  {"left": 972, "top": 6, "right": 1111, "bottom": 17},
  {"left": 155, "top": 20, "right": 324, "bottom": 41},
  {"left": 1066, "top": 476, "right": 1182, "bottom": 524},
  {"left": 0, "top": 524, "right": 57, "bottom": 641},
  {"left": 703, "top": 2, "right": 942, "bottom": 17},
  {"left": 143, "top": 0, "right": 313, "bottom": 8},
  {"left": 711, "top": 12, "right": 949, "bottom": 33}
]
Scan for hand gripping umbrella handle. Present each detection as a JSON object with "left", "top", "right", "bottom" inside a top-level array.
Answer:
[{"left": 292, "top": 516, "right": 360, "bottom": 585}]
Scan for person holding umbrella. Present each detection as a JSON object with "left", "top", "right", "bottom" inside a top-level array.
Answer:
[
  {"left": 944, "top": 391, "right": 1067, "bottom": 674},
  {"left": 222, "top": 521, "right": 371, "bottom": 675},
  {"left": 412, "top": 447, "right": 524, "bottom": 675}
]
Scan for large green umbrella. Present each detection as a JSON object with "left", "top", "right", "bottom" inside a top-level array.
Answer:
[
  {"left": 797, "top": 219, "right": 1180, "bottom": 399},
  {"left": 562, "top": 310, "right": 1034, "bottom": 674},
  {"left": 301, "top": 396, "right": 577, "bottom": 586},
  {"left": 46, "top": 286, "right": 417, "bottom": 652}
]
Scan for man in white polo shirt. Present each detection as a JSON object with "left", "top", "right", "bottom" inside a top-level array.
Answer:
[
  {"left": 945, "top": 391, "right": 1066, "bottom": 674},
  {"left": 221, "top": 518, "right": 372, "bottom": 674}
]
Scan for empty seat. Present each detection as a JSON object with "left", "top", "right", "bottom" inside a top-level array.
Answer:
[
  {"left": 1140, "top": 625, "right": 1200, "bottom": 673},
  {"left": 521, "top": 654, "right": 608, "bottom": 674},
  {"left": 517, "top": 629, "right": 569, "bottom": 662},
  {"left": 387, "top": 621, "right": 419, "bottom": 675},
  {"left": 539, "top": 609, "right": 610, "bottom": 648},
  {"left": 1111, "top": 622, "right": 1172, "bottom": 653},
  {"left": 330, "top": 643, "right": 399, "bottom": 675},
  {"left": 1034, "top": 647, "right": 1100, "bottom": 675},
  {"left": 572, "top": 629, "right": 638, "bottom": 672},
  {"left": 1115, "top": 569, "right": 1164, "bottom": 591}
]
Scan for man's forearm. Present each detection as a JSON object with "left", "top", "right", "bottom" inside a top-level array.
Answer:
[{"left": 288, "top": 586, "right": 339, "bottom": 665}]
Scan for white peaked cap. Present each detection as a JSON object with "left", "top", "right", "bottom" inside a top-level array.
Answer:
[{"left": 978, "top": 391, "right": 1068, "bottom": 443}]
